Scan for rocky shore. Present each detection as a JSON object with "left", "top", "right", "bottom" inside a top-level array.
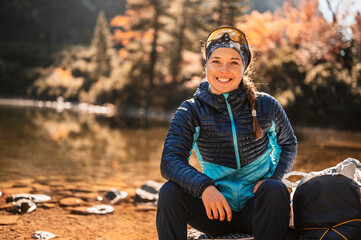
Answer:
[{"left": 0, "top": 177, "right": 161, "bottom": 239}]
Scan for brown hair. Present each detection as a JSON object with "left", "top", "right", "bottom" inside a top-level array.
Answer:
[
  {"left": 240, "top": 47, "right": 263, "bottom": 140},
  {"left": 240, "top": 74, "right": 263, "bottom": 140}
]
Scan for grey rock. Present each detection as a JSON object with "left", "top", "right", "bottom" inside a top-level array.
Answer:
[
  {"left": 32, "top": 230, "right": 55, "bottom": 239},
  {"left": 105, "top": 189, "right": 128, "bottom": 204},
  {"left": 7, "top": 194, "right": 51, "bottom": 203},
  {"left": 13, "top": 199, "right": 36, "bottom": 213},
  {"left": 135, "top": 180, "right": 162, "bottom": 203},
  {"left": 86, "top": 205, "right": 114, "bottom": 215}
]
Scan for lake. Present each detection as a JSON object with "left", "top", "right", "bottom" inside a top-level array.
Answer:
[{"left": 1, "top": 105, "right": 361, "bottom": 185}]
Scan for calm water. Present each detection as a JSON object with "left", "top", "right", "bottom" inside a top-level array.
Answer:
[{"left": 1, "top": 106, "right": 361, "bottom": 186}]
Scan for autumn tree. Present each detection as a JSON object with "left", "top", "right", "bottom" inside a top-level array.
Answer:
[
  {"left": 166, "top": 0, "right": 209, "bottom": 84},
  {"left": 117, "top": 0, "right": 171, "bottom": 111},
  {"left": 203, "top": 0, "right": 250, "bottom": 27},
  {"left": 351, "top": 12, "right": 361, "bottom": 62},
  {"left": 91, "top": 11, "right": 113, "bottom": 82}
]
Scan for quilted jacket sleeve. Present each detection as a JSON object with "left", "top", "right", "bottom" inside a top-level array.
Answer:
[
  {"left": 269, "top": 97, "right": 298, "bottom": 180},
  {"left": 161, "top": 100, "right": 215, "bottom": 198}
]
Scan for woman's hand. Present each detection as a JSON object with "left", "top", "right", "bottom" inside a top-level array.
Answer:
[
  {"left": 201, "top": 185, "right": 232, "bottom": 222},
  {"left": 253, "top": 179, "right": 266, "bottom": 193}
]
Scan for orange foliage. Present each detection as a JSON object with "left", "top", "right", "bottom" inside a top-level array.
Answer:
[
  {"left": 118, "top": 49, "right": 129, "bottom": 58},
  {"left": 110, "top": 7, "right": 155, "bottom": 59},
  {"left": 110, "top": 15, "right": 130, "bottom": 27},
  {"left": 237, "top": 10, "right": 286, "bottom": 52},
  {"left": 237, "top": 0, "right": 348, "bottom": 64},
  {"left": 53, "top": 67, "right": 72, "bottom": 81}
]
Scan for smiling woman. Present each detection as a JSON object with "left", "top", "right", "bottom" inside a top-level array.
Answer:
[
  {"left": 156, "top": 26, "right": 298, "bottom": 240},
  {"left": 206, "top": 48, "right": 244, "bottom": 95}
]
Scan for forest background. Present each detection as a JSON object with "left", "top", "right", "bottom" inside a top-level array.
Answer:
[{"left": 1, "top": 0, "right": 361, "bottom": 130}]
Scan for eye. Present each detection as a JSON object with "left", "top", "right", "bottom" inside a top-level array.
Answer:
[
  {"left": 211, "top": 60, "right": 221, "bottom": 64},
  {"left": 230, "top": 61, "right": 240, "bottom": 66}
]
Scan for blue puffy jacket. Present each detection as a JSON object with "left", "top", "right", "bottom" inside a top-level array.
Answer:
[{"left": 161, "top": 80, "right": 297, "bottom": 211}]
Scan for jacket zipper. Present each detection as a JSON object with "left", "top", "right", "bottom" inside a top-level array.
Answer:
[{"left": 223, "top": 93, "right": 241, "bottom": 170}]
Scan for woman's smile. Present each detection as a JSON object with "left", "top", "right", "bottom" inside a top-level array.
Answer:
[{"left": 217, "top": 77, "right": 232, "bottom": 82}]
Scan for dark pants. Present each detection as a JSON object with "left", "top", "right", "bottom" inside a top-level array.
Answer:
[{"left": 156, "top": 179, "right": 290, "bottom": 240}]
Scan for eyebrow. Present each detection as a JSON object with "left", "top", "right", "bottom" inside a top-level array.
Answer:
[{"left": 210, "top": 56, "right": 241, "bottom": 60}]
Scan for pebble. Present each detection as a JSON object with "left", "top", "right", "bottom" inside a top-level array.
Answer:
[
  {"left": 32, "top": 230, "right": 55, "bottom": 239},
  {"left": 135, "top": 180, "right": 162, "bottom": 203},
  {"left": 105, "top": 189, "right": 128, "bottom": 204},
  {"left": 0, "top": 203, "right": 13, "bottom": 210},
  {"left": 13, "top": 199, "right": 36, "bottom": 213},
  {"left": 7, "top": 194, "right": 51, "bottom": 203},
  {"left": 140, "top": 180, "right": 162, "bottom": 194},
  {"left": 86, "top": 205, "right": 114, "bottom": 215},
  {"left": 2, "top": 187, "right": 33, "bottom": 195},
  {"left": 73, "top": 192, "right": 104, "bottom": 201},
  {"left": 0, "top": 215, "right": 20, "bottom": 225},
  {"left": 59, "top": 197, "right": 85, "bottom": 207}
]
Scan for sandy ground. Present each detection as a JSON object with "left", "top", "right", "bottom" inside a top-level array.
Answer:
[
  {"left": 0, "top": 178, "right": 159, "bottom": 240},
  {"left": 0, "top": 203, "right": 157, "bottom": 240}
]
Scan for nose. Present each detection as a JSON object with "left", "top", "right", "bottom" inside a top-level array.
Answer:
[{"left": 220, "top": 63, "right": 229, "bottom": 73}]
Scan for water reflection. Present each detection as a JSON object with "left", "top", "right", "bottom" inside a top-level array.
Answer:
[
  {"left": 1, "top": 106, "right": 361, "bottom": 186},
  {"left": 0, "top": 107, "right": 168, "bottom": 184}
]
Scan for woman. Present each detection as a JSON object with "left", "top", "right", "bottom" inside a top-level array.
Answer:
[{"left": 156, "top": 26, "right": 297, "bottom": 240}]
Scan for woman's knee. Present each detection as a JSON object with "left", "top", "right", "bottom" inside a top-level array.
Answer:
[
  {"left": 158, "top": 181, "right": 185, "bottom": 206},
  {"left": 258, "top": 179, "right": 290, "bottom": 201}
]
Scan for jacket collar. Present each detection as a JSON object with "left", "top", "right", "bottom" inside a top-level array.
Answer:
[{"left": 194, "top": 79, "right": 248, "bottom": 113}]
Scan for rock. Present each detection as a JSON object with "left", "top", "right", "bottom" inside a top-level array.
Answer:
[
  {"left": 12, "top": 178, "right": 35, "bottom": 187},
  {"left": 0, "top": 203, "right": 13, "bottom": 210},
  {"left": 32, "top": 230, "right": 55, "bottom": 239},
  {"left": 69, "top": 205, "right": 114, "bottom": 215},
  {"left": 140, "top": 180, "right": 162, "bottom": 194},
  {"left": 7, "top": 194, "right": 51, "bottom": 203},
  {"left": 135, "top": 180, "right": 162, "bottom": 203},
  {"left": 73, "top": 192, "right": 103, "bottom": 202},
  {"left": 105, "top": 189, "right": 128, "bottom": 204},
  {"left": 2, "top": 187, "right": 33, "bottom": 196},
  {"left": 0, "top": 215, "right": 20, "bottom": 225},
  {"left": 86, "top": 205, "right": 114, "bottom": 215},
  {"left": 59, "top": 197, "right": 86, "bottom": 207},
  {"left": 13, "top": 199, "right": 36, "bottom": 213},
  {"left": 68, "top": 206, "right": 90, "bottom": 215},
  {"left": 38, "top": 203, "right": 57, "bottom": 209}
]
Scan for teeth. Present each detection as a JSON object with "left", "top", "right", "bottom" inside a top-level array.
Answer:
[{"left": 218, "top": 78, "right": 230, "bottom": 82}]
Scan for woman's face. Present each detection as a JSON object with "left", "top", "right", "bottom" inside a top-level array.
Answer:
[{"left": 206, "top": 47, "right": 244, "bottom": 95}]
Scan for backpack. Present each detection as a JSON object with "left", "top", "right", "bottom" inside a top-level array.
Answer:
[{"left": 293, "top": 174, "right": 361, "bottom": 240}]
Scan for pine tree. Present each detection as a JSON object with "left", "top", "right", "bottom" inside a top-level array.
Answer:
[
  {"left": 91, "top": 11, "right": 113, "bottom": 81},
  {"left": 126, "top": 0, "right": 170, "bottom": 111},
  {"left": 202, "top": 0, "right": 250, "bottom": 27},
  {"left": 168, "top": 0, "right": 209, "bottom": 83}
]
